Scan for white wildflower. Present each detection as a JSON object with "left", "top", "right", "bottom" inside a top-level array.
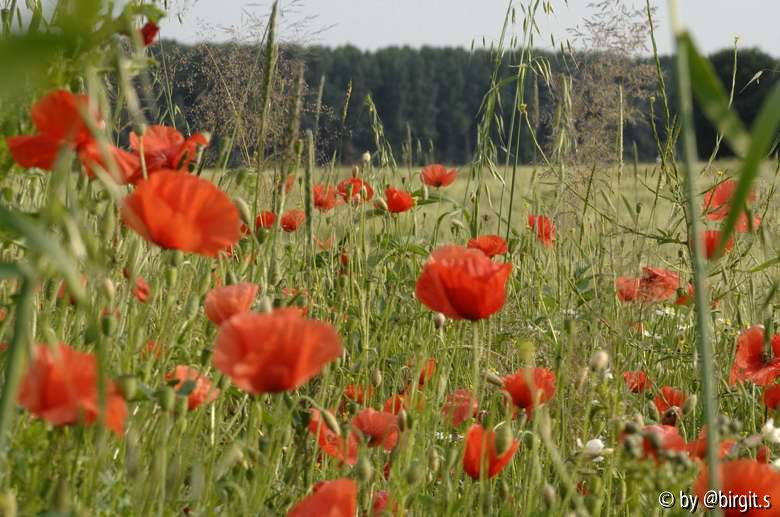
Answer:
[{"left": 762, "top": 419, "right": 780, "bottom": 444}]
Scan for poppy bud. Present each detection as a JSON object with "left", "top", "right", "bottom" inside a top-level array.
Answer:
[
  {"left": 351, "top": 165, "right": 359, "bottom": 178},
  {"left": 484, "top": 371, "right": 504, "bottom": 387},
  {"left": 362, "top": 151, "right": 372, "bottom": 164},
  {"left": 682, "top": 394, "right": 697, "bottom": 416},
  {"left": 635, "top": 202, "right": 642, "bottom": 215},
  {"left": 215, "top": 444, "right": 245, "bottom": 481},
  {"left": 427, "top": 449, "right": 441, "bottom": 473},
  {"left": 397, "top": 409, "right": 411, "bottom": 432},
  {"left": 101, "top": 278, "right": 115, "bottom": 302},
  {"left": 589, "top": 350, "right": 609, "bottom": 372},
  {"left": 234, "top": 197, "right": 253, "bottom": 230},
  {"left": 647, "top": 400, "right": 661, "bottom": 422},
  {"left": 517, "top": 340, "right": 535, "bottom": 366},
  {"left": 134, "top": 123, "right": 147, "bottom": 138},
  {"left": 321, "top": 410, "right": 342, "bottom": 437},
  {"left": 494, "top": 423, "right": 514, "bottom": 455},
  {"left": 170, "top": 250, "right": 184, "bottom": 267},
  {"left": 433, "top": 312, "right": 447, "bottom": 329},
  {"left": 371, "top": 368, "right": 383, "bottom": 388},
  {"left": 356, "top": 456, "right": 373, "bottom": 482},
  {"left": 200, "top": 348, "right": 212, "bottom": 366},
  {"left": 101, "top": 314, "right": 117, "bottom": 336},
  {"left": 622, "top": 421, "right": 639, "bottom": 435},
  {"left": 118, "top": 375, "right": 138, "bottom": 400},
  {"left": 422, "top": 184, "right": 429, "bottom": 201},
  {"left": 225, "top": 271, "right": 238, "bottom": 286},
  {"left": 165, "top": 268, "right": 178, "bottom": 287},
  {"left": 255, "top": 296, "right": 273, "bottom": 315},
  {"left": 158, "top": 386, "right": 176, "bottom": 411},
  {"left": 522, "top": 431, "right": 537, "bottom": 449},
  {"left": 184, "top": 297, "right": 200, "bottom": 321},
  {"left": 101, "top": 203, "right": 116, "bottom": 241},
  {"left": 375, "top": 198, "right": 388, "bottom": 211},
  {"left": 404, "top": 461, "right": 424, "bottom": 485},
  {"left": 542, "top": 483, "right": 557, "bottom": 508},
  {"left": 175, "top": 395, "right": 189, "bottom": 418}
]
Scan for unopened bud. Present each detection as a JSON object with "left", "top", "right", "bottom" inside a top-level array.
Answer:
[
  {"left": 589, "top": 350, "right": 609, "bottom": 372},
  {"left": 648, "top": 400, "right": 661, "bottom": 422},
  {"left": 375, "top": 198, "right": 388, "bottom": 211},
  {"left": 184, "top": 297, "right": 200, "bottom": 321},
  {"left": 321, "top": 410, "right": 341, "bottom": 437},
  {"left": 484, "top": 371, "right": 504, "bottom": 387},
  {"left": 234, "top": 197, "right": 253, "bottom": 229},
  {"left": 170, "top": 250, "right": 184, "bottom": 267},
  {"left": 158, "top": 386, "right": 176, "bottom": 411},
  {"left": 362, "top": 151, "right": 372, "bottom": 164},
  {"left": 494, "top": 423, "right": 514, "bottom": 455},
  {"left": 165, "top": 268, "right": 177, "bottom": 286},
  {"left": 427, "top": 449, "right": 441, "bottom": 473},
  {"left": 101, "top": 313, "right": 117, "bottom": 336},
  {"left": 101, "top": 278, "right": 115, "bottom": 302},
  {"left": 433, "top": 312, "right": 447, "bottom": 329},
  {"left": 542, "top": 483, "right": 557, "bottom": 508},
  {"left": 371, "top": 369, "right": 383, "bottom": 388},
  {"left": 118, "top": 375, "right": 138, "bottom": 400},
  {"left": 356, "top": 456, "right": 373, "bottom": 482},
  {"left": 404, "top": 461, "right": 424, "bottom": 485},
  {"left": 397, "top": 409, "right": 411, "bottom": 432},
  {"left": 351, "top": 165, "right": 359, "bottom": 178},
  {"left": 258, "top": 296, "right": 273, "bottom": 314},
  {"left": 682, "top": 394, "right": 697, "bottom": 416}
]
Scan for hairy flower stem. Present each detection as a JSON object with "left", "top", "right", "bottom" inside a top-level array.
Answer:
[
  {"left": 0, "top": 277, "right": 34, "bottom": 467},
  {"left": 670, "top": 0, "right": 721, "bottom": 500}
]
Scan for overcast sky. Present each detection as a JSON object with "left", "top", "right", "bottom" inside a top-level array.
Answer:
[{"left": 159, "top": 0, "right": 780, "bottom": 56}]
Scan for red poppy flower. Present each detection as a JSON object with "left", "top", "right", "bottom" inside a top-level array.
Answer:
[
  {"left": 615, "top": 277, "right": 640, "bottom": 302},
  {"left": 140, "top": 21, "right": 159, "bottom": 46},
  {"left": 701, "top": 229, "right": 734, "bottom": 260},
  {"left": 256, "top": 211, "right": 276, "bottom": 230},
  {"left": 503, "top": 367, "right": 556, "bottom": 418},
  {"left": 442, "top": 388, "right": 478, "bottom": 426},
  {"left": 632, "top": 424, "right": 686, "bottom": 461},
  {"left": 420, "top": 164, "right": 456, "bottom": 187},
  {"left": 467, "top": 235, "right": 508, "bottom": 258},
  {"left": 313, "top": 185, "right": 340, "bottom": 212},
  {"left": 307, "top": 410, "right": 358, "bottom": 466},
  {"left": 623, "top": 370, "right": 652, "bottom": 393},
  {"left": 674, "top": 283, "right": 695, "bottom": 305},
  {"left": 764, "top": 384, "right": 780, "bottom": 410},
  {"left": 702, "top": 180, "right": 762, "bottom": 233},
  {"left": 638, "top": 267, "right": 679, "bottom": 303},
  {"left": 129, "top": 125, "right": 208, "bottom": 177},
  {"left": 352, "top": 408, "right": 399, "bottom": 450},
  {"left": 653, "top": 386, "right": 687, "bottom": 415},
  {"left": 371, "top": 491, "right": 397, "bottom": 517},
  {"left": 383, "top": 394, "right": 407, "bottom": 415},
  {"left": 729, "top": 326, "right": 780, "bottom": 386},
  {"left": 415, "top": 245, "right": 512, "bottom": 321},
  {"left": 684, "top": 427, "right": 735, "bottom": 460},
  {"left": 204, "top": 283, "right": 258, "bottom": 326},
  {"left": 133, "top": 276, "right": 150, "bottom": 303},
  {"left": 5, "top": 90, "right": 138, "bottom": 181},
  {"left": 212, "top": 308, "right": 342, "bottom": 394},
  {"left": 18, "top": 343, "right": 127, "bottom": 436},
  {"left": 416, "top": 358, "right": 437, "bottom": 387},
  {"left": 165, "top": 365, "right": 219, "bottom": 410},
  {"left": 462, "top": 424, "right": 519, "bottom": 480},
  {"left": 280, "top": 209, "right": 306, "bottom": 232},
  {"left": 121, "top": 170, "right": 240, "bottom": 257},
  {"left": 337, "top": 178, "right": 374, "bottom": 204},
  {"left": 384, "top": 187, "right": 414, "bottom": 213},
  {"left": 528, "top": 215, "right": 555, "bottom": 247},
  {"left": 287, "top": 478, "right": 357, "bottom": 517},
  {"left": 343, "top": 384, "right": 373, "bottom": 404},
  {"left": 693, "top": 460, "right": 780, "bottom": 517},
  {"left": 78, "top": 141, "right": 142, "bottom": 184}
]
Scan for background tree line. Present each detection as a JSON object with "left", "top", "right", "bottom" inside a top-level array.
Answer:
[{"left": 154, "top": 42, "right": 779, "bottom": 167}]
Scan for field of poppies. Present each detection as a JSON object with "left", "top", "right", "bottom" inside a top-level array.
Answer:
[{"left": 1, "top": 1, "right": 780, "bottom": 516}]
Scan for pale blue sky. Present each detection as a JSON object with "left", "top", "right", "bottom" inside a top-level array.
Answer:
[{"left": 160, "top": 0, "right": 780, "bottom": 55}]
